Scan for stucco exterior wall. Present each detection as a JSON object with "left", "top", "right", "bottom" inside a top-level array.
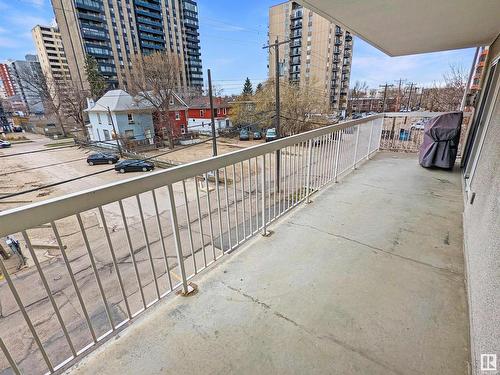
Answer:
[{"left": 463, "top": 36, "right": 500, "bottom": 374}]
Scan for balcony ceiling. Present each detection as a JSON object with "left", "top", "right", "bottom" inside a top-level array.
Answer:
[{"left": 298, "top": 0, "right": 500, "bottom": 56}]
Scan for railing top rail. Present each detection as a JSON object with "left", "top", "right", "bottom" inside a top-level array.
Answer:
[
  {"left": 0, "top": 115, "right": 384, "bottom": 236},
  {"left": 384, "top": 111, "right": 472, "bottom": 118}
]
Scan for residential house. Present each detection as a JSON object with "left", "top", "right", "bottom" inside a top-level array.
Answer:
[
  {"left": 85, "top": 90, "right": 155, "bottom": 147},
  {"left": 153, "top": 93, "right": 189, "bottom": 138},
  {"left": 184, "top": 96, "right": 232, "bottom": 134}
]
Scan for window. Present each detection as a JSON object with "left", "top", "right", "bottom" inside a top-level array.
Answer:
[
  {"left": 107, "top": 113, "right": 112, "bottom": 125},
  {"left": 180, "top": 124, "right": 186, "bottom": 134},
  {"left": 217, "top": 108, "right": 220, "bottom": 115},
  {"left": 200, "top": 109, "right": 204, "bottom": 116},
  {"left": 124, "top": 129, "right": 134, "bottom": 138},
  {"left": 169, "top": 96, "right": 174, "bottom": 105},
  {"left": 223, "top": 108, "right": 227, "bottom": 115},
  {"left": 97, "top": 113, "right": 101, "bottom": 124},
  {"left": 103, "top": 129, "right": 111, "bottom": 141},
  {"left": 175, "top": 111, "right": 180, "bottom": 120},
  {"left": 127, "top": 113, "right": 134, "bottom": 123}
]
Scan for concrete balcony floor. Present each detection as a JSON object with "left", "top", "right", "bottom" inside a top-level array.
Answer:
[{"left": 67, "top": 152, "right": 469, "bottom": 375}]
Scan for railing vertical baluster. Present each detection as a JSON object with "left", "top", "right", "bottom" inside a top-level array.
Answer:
[
  {"left": 0, "top": 337, "right": 21, "bottom": 375},
  {"left": 151, "top": 191, "right": 174, "bottom": 292},
  {"left": 272, "top": 152, "right": 277, "bottom": 219},
  {"left": 76, "top": 213, "right": 115, "bottom": 330},
  {"left": 254, "top": 158, "right": 260, "bottom": 230},
  {"left": 182, "top": 181, "right": 197, "bottom": 274},
  {"left": 291, "top": 144, "right": 296, "bottom": 206},
  {"left": 334, "top": 131, "right": 341, "bottom": 183},
  {"left": 97, "top": 208, "right": 132, "bottom": 320},
  {"left": 261, "top": 154, "right": 267, "bottom": 235},
  {"left": 286, "top": 146, "right": 291, "bottom": 210},
  {"left": 240, "top": 162, "right": 247, "bottom": 239},
  {"left": 136, "top": 195, "right": 160, "bottom": 300},
  {"left": 267, "top": 153, "right": 272, "bottom": 222},
  {"left": 194, "top": 178, "right": 208, "bottom": 268},
  {"left": 278, "top": 148, "right": 282, "bottom": 215},
  {"left": 223, "top": 167, "right": 232, "bottom": 250},
  {"left": 305, "top": 138, "right": 313, "bottom": 203},
  {"left": 367, "top": 120, "right": 374, "bottom": 158},
  {"left": 376, "top": 117, "right": 383, "bottom": 151},
  {"left": 353, "top": 124, "right": 360, "bottom": 170},
  {"left": 247, "top": 160, "right": 253, "bottom": 234},
  {"left": 232, "top": 165, "right": 240, "bottom": 245},
  {"left": 51, "top": 221, "right": 98, "bottom": 342},
  {"left": 166, "top": 185, "right": 189, "bottom": 295},
  {"left": 214, "top": 169, "right": 225, "bottom": 254},
  {"left": 204, "top": 172, "right": 216, "bottom": 261},
  {"left": 118, "top": 201, "right": 149, "bottom": 307},
  {"left": 325, "top": 134, "right": 333, "bottom": 184}
]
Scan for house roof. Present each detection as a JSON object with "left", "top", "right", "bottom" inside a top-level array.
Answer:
[
  {"left": 183, "top": 96, "right": 232, "bottom": 109},
  {"left": 86, "top": 90, "right": 153, "bottom": 113},
  {"left": 299, "top": 0, "right": 500, "bottom": 56}
]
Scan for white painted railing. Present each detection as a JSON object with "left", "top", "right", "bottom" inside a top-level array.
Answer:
[{"left": 0, "top": 115, "right": 383, "bottom": 374}]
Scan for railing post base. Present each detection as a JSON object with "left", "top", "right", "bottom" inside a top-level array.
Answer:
[
  {"left": 261, "top": 229, "right": 273, "bottom": 237},
  {"left": 176, "top": 282, "right": 198, "bottom": 297}
]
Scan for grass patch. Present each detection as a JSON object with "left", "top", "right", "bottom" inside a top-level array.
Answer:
[
  {"left": 45, "top": 140, "right": 75, "bottom": 147},
  {"left": 3, "top": 134, "right": 28, "bottom": 141}
]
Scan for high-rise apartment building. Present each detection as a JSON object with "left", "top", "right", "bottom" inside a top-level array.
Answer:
[
  {"left": 32, "top": 25, "right": 71, "bottom": 84},
  {"left": 268, "top": 1, "right": 353, "bottom": 111},
  {"left": 51, "top": 0, "right": 203, "bottom": 91},
  {"left": 0, "top": 55, "right": 45, "bottom": 114}
]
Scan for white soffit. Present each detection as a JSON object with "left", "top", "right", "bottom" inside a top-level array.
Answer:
[{"left": 299, "top": 0, "right": 500, "bottom": 56}]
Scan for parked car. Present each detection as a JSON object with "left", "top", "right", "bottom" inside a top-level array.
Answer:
[
  {"left": 0, "top": 140, "right": 11, "bottom": 148},
  {"left": 87, "top": 152, "right": 120, "bottom": 165},
  {"left": 115, "top": 159, "right": 155, "bottom": 173},
  {"left": 239, "top": 129, "right": 249, "bottom": 141},
  {"left": 410, "top": 119, "right": 427, "bottom": 130},
  {"left": 352, "top": 113, "right": 363, "bottom": 119},
  {"left": 12, "top": 126, "right": 23, "bottom": 132},
  {"left": 253, "top": 130, "right": 262, "bottom": 140},
  {"left": 265, "top": 128, "right": 278, "bottom": 142}
]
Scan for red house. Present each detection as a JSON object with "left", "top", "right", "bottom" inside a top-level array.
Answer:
[
  {"left": 152, "top": 93, "right": 189, "bottom": 139},
  {"left": 184, "top": 96, "right": 232, "bottom": 134}
]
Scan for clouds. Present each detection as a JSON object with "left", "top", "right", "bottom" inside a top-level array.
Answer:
[
  {"left": 350, "top": 38, "right": 476, "bottom": 88},
  {"left": 0, "top": 0, "right": 53, "bottom": 61}
]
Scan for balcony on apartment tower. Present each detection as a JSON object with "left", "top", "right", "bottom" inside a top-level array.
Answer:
[{"left": 0, "top": 1, "right": 499, "bottom": 375}]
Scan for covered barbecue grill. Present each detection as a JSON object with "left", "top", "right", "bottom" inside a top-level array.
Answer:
[{"left": 418, "top": 111, "right": 463, "bottom": 169}]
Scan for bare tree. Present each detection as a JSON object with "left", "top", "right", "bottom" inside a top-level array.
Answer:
[
  {"left": 18, "top": 68, "right": 68, "bottom": 137},
  {"left": 232, "top": 79, "right": 329, "bottom": 135},
  {"left": 421, "top": 65, "right": 467, "bottom": 111},
  {"left": 129, "top": 51, "right": 182, "bottom": 149},
  {"left": 58, "top": 80, "right": 89, "bottom": 138}
]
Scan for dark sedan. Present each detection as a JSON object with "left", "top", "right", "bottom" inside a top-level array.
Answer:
[
  {"left": 87, "top": 152, "right": 119, "bottom": 165},
  {"left": 115, "top": 159, "right": 155, "bottom": 173}
]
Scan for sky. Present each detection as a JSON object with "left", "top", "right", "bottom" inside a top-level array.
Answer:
[{"left": 0, "top": 0, "right": 477, "bottom": 95}]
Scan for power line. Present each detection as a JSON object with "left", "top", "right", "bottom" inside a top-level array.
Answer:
[{"left": 0, "top": 144, "right": 76, "bottom": 158}]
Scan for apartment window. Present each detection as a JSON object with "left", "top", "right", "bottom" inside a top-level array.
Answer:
[
  {"left": 103, "top": 129, "right": 111, "bottom": 141},
  {"left": 175, "top": 111, "right": 180, "bottom": 120},
  {"left": 127, "top": 113, "right": 134, "bottom": 123},
  {"left": 200, "top": 109, "right": 204, "bottom": 116}
]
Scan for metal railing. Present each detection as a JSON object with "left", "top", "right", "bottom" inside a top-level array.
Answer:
[
  {"left": 380, "top": 112, "right": 471, "bottom": 153},
  {"left": 0, "top": 116, "right": 383, "bottom": 374}
]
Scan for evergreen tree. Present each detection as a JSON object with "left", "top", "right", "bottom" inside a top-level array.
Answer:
[
  {"left": 242, "top": 77, "right": 253, "bottom": 96},
  {"left": 84, "top": 55, "right": 107, "bottom": 99},
  {"left": 255, "top": 82, "right": 263, "bottom": 93}
]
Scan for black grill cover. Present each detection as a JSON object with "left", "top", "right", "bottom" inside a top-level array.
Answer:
[{"left": 419, "top": 111, "right": 463, "bottom": 169}]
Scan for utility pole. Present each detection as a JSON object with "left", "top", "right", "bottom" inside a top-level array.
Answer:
[
  {"left": 262, "top": 36, "right": 290, "bottom": 137},
  {"left": 406, "top": 83, "right": 416, "bottom": 111},
  {"left": 207, "top": 69, "right": 217, "bottom": 157},
  {"left": 263, "top": 36, "right": 290, "bottom": 191},
  {"left": 395, "top": 78, "right": 405, "bottom": 111},
  {"left": 107, "top": 106, "right": 123, "bottom": 157},
  {"left": 417, "top": 87, "right": 425, "bottom": 110},
  {"left": 379, "top": 83, "right": 394, "bottom": 112}
]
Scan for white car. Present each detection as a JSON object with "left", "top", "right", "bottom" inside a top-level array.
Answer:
[{"left": 0, "top": 140, "right": 11, "bottom": 148}]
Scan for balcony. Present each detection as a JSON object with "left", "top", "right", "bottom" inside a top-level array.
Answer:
[
  {"left": 134, "top": 0, "right": 161, "bottom": 11},
  {"left": 138, "top": 24, "right": 163, "bottom": 35},
  {"left": 134, "top": 8, "right": 162, "bottom": 20},
  {"left": 0, "top": 114, "right": 472, "bottom": 374}
]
